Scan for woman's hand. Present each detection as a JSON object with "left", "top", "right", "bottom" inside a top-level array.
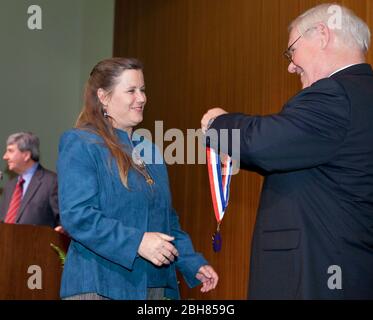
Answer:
[
  {"left": 195, "top": 265, "right": 219, "bottom": 292},
  {"left": 138, "top": 232, "right": 179, "bottom": 266}
]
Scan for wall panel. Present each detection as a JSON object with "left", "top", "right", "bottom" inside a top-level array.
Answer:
[{"left": 114, "top": 0, "right": 373, "bottom": 299}]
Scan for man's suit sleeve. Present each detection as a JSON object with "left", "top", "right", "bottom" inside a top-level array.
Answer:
[
  {"left": 210, "top": 78, "right": 350, "bottom": 172},
  {"left": 49, "top": 173, "right": 60, "bottom": 226},
  {"left": 0, "top": 188, "right": 8, "bottom": 220},
  {"left": 0, "top": 181, "right": 13, "bottom": 220}
]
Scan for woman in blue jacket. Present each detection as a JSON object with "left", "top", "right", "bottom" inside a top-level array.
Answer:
[{"left": 57, "top": 57, "right": 218, "bottom": 300}]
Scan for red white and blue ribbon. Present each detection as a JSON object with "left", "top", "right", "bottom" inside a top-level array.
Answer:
[{"left": 206, "top": 145, "right": 233, "bottom": 252}]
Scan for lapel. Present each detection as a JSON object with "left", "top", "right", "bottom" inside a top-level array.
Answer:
[{"left": 16, "top": 165, "right": 44, "bottom": 222}]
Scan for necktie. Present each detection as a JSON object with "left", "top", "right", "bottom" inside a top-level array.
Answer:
[{"left": 4, "top": 177, "right": 25, "bottom": 224}]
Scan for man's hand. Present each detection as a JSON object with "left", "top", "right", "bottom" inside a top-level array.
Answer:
[
  {"left": 201, "top": 108, "right": 228, "bottom": 133},
  {"left": 195, "top": 265, "right": 219, "bottom": 293},
  {"left": 138, "top": 232, "right": 179, "bottom": 267}
]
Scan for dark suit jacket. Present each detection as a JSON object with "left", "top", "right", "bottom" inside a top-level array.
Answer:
[
  {"left": 0, "top": 164, "right": 60, "bottom": 228},
  {"left": 210, "top": 64, "right": 373, "bottom": 299}
]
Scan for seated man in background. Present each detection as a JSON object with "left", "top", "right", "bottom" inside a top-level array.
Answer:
[{"left": 0, "top": 132, "right": 61, "bottom": 230}]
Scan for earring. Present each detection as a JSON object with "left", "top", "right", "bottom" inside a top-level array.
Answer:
[{"left": 103, "top": 107, "right": 108, "bottom": 118}]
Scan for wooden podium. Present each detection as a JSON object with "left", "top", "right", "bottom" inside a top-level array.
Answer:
[{"left": 0, "top": 223, "right": 70, "bottom": 300}]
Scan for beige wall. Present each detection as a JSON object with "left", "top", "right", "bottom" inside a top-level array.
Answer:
[{"left": 0, "top": 0, "right": 114, "bottom": 191}]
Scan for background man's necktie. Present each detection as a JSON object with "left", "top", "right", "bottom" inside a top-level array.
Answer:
[{"left": 4, "top": 177, "right": 25, "bottom": 224}]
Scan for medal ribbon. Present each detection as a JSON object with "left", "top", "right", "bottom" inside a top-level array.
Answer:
[{"left": 206, "top": 145, "right": 233, "bottom": 225}]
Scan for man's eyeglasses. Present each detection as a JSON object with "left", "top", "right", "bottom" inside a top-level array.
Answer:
[
  {"left": 283, "top": 34, "right": 302, "bottom": 63},
  {"left": 283, "top": 27, "right": 317, "bottom": 63}
]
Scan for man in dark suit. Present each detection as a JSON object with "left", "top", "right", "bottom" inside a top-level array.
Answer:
[
  {"left": 0, "top": 132, "right": 61, "bottom": 229},
  {"left": 201, "top": 3, "right": 373, "bottom": 299}
]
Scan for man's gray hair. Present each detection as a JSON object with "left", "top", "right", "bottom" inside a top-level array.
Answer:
[
  {"left": 7, "top": 132, "right": 40, "bottom": 162},
  {"left": 289, "top": 3, "right": 371, "bottom": 52}
]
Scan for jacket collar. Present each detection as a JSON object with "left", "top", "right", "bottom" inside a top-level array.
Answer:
[{"left": 330, "top": 63, "right": 373, "bottom": 78}]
